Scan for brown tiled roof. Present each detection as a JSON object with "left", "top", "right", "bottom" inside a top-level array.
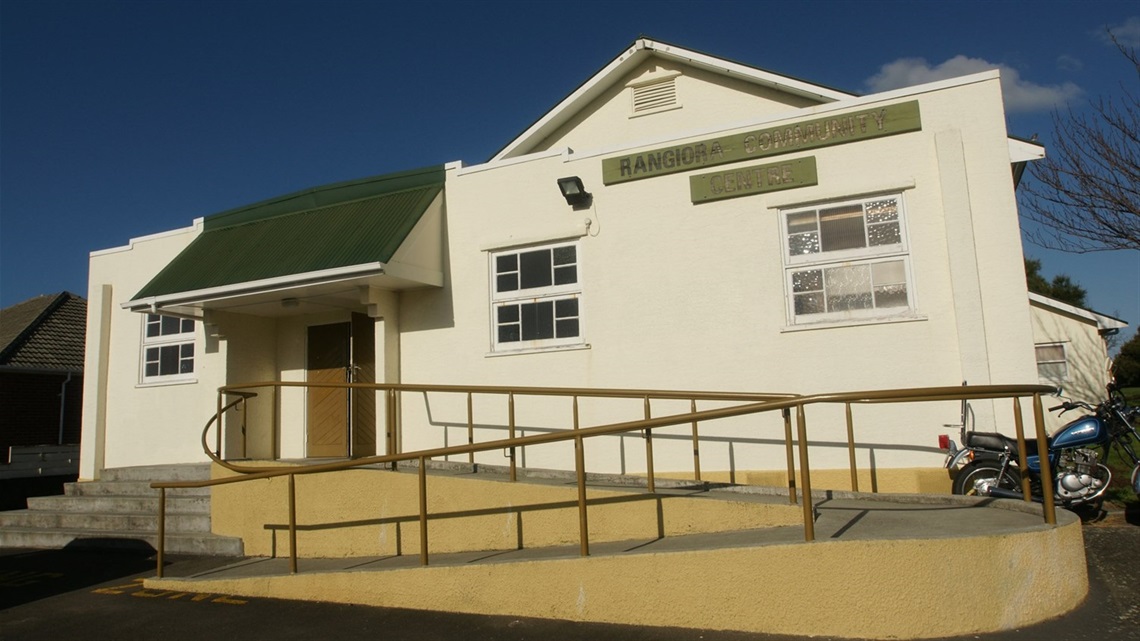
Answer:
[{"left": 0, "top": 292, "right": 86, "bottom": 371}]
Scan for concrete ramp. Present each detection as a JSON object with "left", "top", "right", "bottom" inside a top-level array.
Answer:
[{"left": 148, "top": 462, "right": 1088, "bottom": 639}]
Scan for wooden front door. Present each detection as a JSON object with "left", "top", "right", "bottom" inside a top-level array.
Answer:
[
  {"left": 306, "top": 315, "right": 377, "bottom": 458},
  {"left": 307, "top": 323, "right": 350, "bottom": 457}
]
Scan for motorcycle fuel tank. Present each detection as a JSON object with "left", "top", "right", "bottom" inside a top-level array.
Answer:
[{"left": 1050, "top": 415, "right": 1108, "bottom": 448}]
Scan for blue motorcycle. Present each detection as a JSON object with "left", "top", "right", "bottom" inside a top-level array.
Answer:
[{"left": 945, "top": 383, "right": 1140, "bottom": 507}]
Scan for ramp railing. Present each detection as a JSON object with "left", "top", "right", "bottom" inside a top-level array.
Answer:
[{"left": 151, "top": 382, "right": 1057, "bottom": 577}]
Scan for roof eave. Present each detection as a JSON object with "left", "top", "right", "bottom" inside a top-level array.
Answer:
[
  {"left": 491, "top": 37, "right": 855, "bottom": 162},
  {"left": 1029, "top": 292, "right": 1129, "bottom": 332},
  {"left": 123, "top": 262, "right": 387, "bottom": 313}
]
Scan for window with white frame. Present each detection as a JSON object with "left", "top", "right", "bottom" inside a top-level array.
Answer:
[
  {"left": 1035, "top": 343, "right": 1068, "bottom": 382},
  {"left": 782, "top": 195, "right": 913, "bottom": 324},
  {"left": 491, "top": 242, "right": 582, "bottom": 352},
  {"left": 141, "top": 313, "right": 196, "bottom": 383}
]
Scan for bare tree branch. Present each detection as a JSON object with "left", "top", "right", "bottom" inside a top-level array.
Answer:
[{"left": 1018, "top": 32, "right": 1140, "bottom": 253}]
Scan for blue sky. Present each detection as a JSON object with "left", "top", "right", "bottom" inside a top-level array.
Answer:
[{"left": 2, "top": 0, "right": 1138, "bottom": 343}]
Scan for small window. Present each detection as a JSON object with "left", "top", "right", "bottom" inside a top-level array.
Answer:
[
  {"left": 1035, "top": 343, "right": 1068, "bottom": 382},
  {"left": 141, "top": 313, "right": 196, "bottom": 383},
  {"left": 490, "top": 242, "right": 582, "bottom": 352},
  {"left": 782, "top": 195, "right": 913, "bottom": 325}
]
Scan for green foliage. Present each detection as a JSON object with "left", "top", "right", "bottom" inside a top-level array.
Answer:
[
  {"left": 1024, "top": 258, "right": 1088, "bottom": 308},
  {"left": 1112, "top": 331, "right": 1140, "bottom": 387}
]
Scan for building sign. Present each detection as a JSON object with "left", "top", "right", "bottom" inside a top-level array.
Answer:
[
  {"left": 602, "top": 100, "right": 921, "bottom": 185},
  {"left": 690, "top": 157, "right": 817, "bottom": 203}
]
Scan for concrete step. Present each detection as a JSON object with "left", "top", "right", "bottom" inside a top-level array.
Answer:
[
  {"left": 65, "top": 480, "right": 209, "bottom": 498},
  {"left": 0, "top": 509, "right": 211, "bottom": 533},
  {"left": 0, "top": 463, "right": 241, "bottom": 557},
  {"left": 0, "top": 526, "right": 244, "bottom": 556},
  {"left": 27, "top": 494, "right": 210, "bottom": 514},
  {"left": 100, "top": 463, "right": 212, "bottom": 483}
]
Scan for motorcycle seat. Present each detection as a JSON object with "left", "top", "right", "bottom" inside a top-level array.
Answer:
[{"left": 964, "top": 431, "right": 1040, "bottom": 454}]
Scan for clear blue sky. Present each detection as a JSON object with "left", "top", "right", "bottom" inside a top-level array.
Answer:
[{"left": 2, "top": 0, "right": 1137, "bottom": 342}]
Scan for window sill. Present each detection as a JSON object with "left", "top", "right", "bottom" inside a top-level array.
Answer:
[
  {"left": 136, "top": 377, "right": 198, "bottom": 389},
  {"left": 485, "top": 343, "right": 591, "bottom": 358},
  {"left": 780, "top": 313, "right": 927, "bottom": 333}
]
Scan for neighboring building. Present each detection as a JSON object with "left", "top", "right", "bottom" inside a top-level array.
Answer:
[
  {"left": 1, "top": 292, "right": 85, "bottom": 500},
  {"left": 80, "top": 38, "right": 1119, "bottom": 489},
  {"left": 1029, "top": 292, "right": 1127, "bottom": 410}
]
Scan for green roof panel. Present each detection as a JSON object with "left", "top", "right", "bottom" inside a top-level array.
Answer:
[{"left": 132, "top": 166, "right": 444, "bottom": 302}]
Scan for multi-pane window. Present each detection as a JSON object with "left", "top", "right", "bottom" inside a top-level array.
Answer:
[
  {"left": 1035, "top": 343, "right": 1068, "bottom": 382},
  {"left": 141, "top": 313, "right": 195, "bottom": 382},
  {"left": 783, "top": 195, "right": 912, "bottom": 324},
  {"left": 491, "top": 242, "right": 582, "bottom": 351}
]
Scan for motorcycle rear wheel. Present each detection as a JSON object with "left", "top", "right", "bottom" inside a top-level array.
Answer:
[{"left": 952, "top": 461, "right": 1022, "bottom": 496}]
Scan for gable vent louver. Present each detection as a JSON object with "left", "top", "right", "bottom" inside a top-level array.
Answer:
[{"left": 631, "top": 77, "right": 678, "bottom": 115}]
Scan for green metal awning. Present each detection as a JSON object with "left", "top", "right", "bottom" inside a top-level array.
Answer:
[{"left": 127, "top": 166, "right": 444, "bottom": 311}]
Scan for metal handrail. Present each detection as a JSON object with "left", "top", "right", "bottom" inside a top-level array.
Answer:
[{"left": 151, "top": 382, "right": 1057, "bottom": 578}]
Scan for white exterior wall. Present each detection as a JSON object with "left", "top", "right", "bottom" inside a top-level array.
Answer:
[
  {"left": 1030, "top": 303, "right": 1113, "bottom": 412},
  {"left": 80, "top": 223, "right": 222, "bottom": 479},
  {"left": 399, "top": 72, "right": 1038, "bottom": 477}
]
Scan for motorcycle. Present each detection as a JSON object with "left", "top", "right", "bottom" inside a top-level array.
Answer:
[{"left": 944, "top": 383, "right": 1140, "bottom": 507}]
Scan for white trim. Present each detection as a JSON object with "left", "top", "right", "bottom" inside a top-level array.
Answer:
[
  {"left": 90, "top": 219, "right": 204, "bottom": 257},
  {"left": 1028, "top": 292, "right": 1128, "bottom": 331},
  {"left": 1009, "top": 138, "right": 1045, "bottom": 163},
  {"left": 123, "top": 262, "right": 387, "bottom": 311},
  {"left": 455, "top": 148, "right": 567, "bottom": 177}
]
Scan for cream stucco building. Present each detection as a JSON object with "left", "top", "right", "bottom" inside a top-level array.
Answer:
[{"left": 79, "top": 38, "right": 1122, "bottom": 489}]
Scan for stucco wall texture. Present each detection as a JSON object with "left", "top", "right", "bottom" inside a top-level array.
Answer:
[{"left": 161, "top": 500, "right": 1087, "bottom": 639}]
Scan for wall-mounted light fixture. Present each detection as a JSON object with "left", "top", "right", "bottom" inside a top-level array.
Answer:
[{"left": 557, "top": 176, "right": 591, "bottom": 207}]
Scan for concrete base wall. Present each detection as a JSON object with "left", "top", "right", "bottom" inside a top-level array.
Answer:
[{"left": 154, "top": 509, "right": 1086, "bottom": 639}]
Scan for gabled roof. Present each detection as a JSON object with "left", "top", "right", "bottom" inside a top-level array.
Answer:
[
  {"left": 0, "top": 292, "right": 87, "bottom": 372},
  {"left": 491, "top": 37, "right": 856, "bottom": 162},
  {"left": 127, "top": 166, "right": 445, "bottom": 310},
  {"left": 1029, "top": 292, "right": 1128, "bottom": 333}
]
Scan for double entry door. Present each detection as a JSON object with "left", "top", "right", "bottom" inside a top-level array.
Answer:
[{"left": 306, "top": 313, "right": 376, "bottom": 458}]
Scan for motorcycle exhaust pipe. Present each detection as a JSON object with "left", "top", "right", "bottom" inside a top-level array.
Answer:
[{"left": 983, "top": 487, "right": 1043, "bottom": 504}]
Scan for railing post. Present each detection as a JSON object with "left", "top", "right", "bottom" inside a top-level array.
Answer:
[
  {"left": 643, "top": 396, "right": 655, "bottom": 493},
  {"left": 241, "top": 397, "right": 248, "bottom": 459},
  {"left": 508, "top": 392, "right": 517, "bottom": 482},
  {"left": 796, "top": 404, "right": 815, "bottom": 541},
  {"left": 690, "top": 399, "right": 701, "bottom": 482},
  {"left": 272, "top": 384, "right": 280, "bottom": 461},
  {"left": 845, "top": 402, "right": 859, "bottom": 492},
  {"left": 419, "top": 456, "right": 429, "bottom": 566},
  {"left": 156, "top": 487, "right": 166, "bottom": 578},
  {"left": 215, "top": 393, "right": 223, "bottom": 459},
  {"left": 1032, "top": 394, "right": 1057, "bottom": 525},
  {"left": 1012, "top": 397, "right": 1032, "bottom": 502},
  {"left": 288, "top": 474, "right": 298, "bottom": 574},
  {"left": 467, "top": 392, "right": 474, "bottom": 464},
  {"left": 575, "top": 433, "right": 589, "bottom": 557},
  {"left": 387, "top": 388, "right": 397, "bottom": 471},
  {"left": 783, "top": 408, "right": 797, "bottom": 505}
]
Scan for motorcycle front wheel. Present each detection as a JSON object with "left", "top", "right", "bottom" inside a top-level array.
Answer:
[{"left": 952, "top": 461, "right": 1022, "bottom": 496}]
